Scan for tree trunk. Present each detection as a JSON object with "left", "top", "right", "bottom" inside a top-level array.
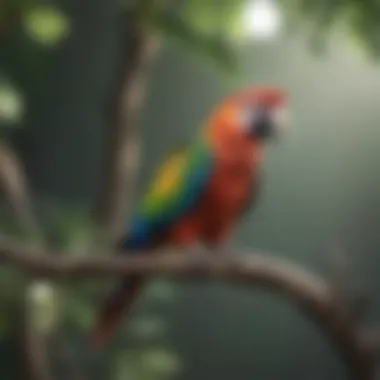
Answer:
[{"left": 93, "top": 7, "right": 159, "bottom": 244}]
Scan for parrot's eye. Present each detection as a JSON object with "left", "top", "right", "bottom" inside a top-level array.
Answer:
[{"left": 237, "top": 101, "right": 290, "bottom": 140}]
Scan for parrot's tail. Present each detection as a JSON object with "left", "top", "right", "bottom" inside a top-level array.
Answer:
[{"left": 89, "top": 275, "right": 145, "bottom": 349}]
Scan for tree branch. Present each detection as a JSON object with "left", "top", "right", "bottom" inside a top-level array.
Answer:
[
  {"left": 323, "top": 243, "right": 371, "bottom": 325},
  {"left": 0, "top": 138, "right": 53, "bottom": 380},
  {"left": 93, "top": 4, "right": 159, "bottom": 242},
  {"left": 0, "top": 139, "right": 42, "bottom": 239},
  {"left": 0, "top": 239, "right": 377, "bottom": 379}
]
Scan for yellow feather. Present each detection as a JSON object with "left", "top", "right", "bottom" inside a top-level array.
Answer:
[
  {"left": 141, "top": 148, "right": 188, "bottom": 213},
  {"left": 151, "top": 151, "right": 185, "bottom": 195}
]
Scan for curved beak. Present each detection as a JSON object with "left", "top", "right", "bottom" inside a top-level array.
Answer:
[
  {"left": 252, "top": 104, "right": 290, "bottom": 141},
  {"left": 273, "top": 104, "right": 291, "bottom": 133}
]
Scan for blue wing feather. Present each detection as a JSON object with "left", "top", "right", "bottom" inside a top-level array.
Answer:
[{"left": 119, "top": 140, "right": 214, "bottom": 251}]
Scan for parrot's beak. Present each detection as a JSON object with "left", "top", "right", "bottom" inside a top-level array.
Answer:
[
  {"left": 273, "top": 104, "right": 291, "bottom": 134},
  {"left": 246, "top": 102, "right": 290, "bottom": 141},
  {"left": 269, "top": 104, "right": 290, "bottom": 144}
]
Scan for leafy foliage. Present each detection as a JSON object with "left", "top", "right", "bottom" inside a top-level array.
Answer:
[
  {"left": 0, "top": 79, "right": 24, "bottom": 126},
  {"left": 142, "top": 0, "right": 246, "bottom": 74},
  {"left": 0, "top": 0, "right": 70, "bottom": 132},
  {"left": 147, "top": 0, "right": 380, "bottom": 67},
  {"left": 283, "top": 0, "right": 380, "bottom": 57},
  {"left": 22, "top": 5, "right": 69, "bottom": 47},
  {"left": 40, "top": 201, "right": 94, "bottom": 252},
  {"left": 146, "top": 9, "right": 240, "bottom": 74}
]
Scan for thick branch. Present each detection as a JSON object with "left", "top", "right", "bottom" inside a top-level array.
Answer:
[
  {"left": 324, "top": 243, "right": 370, "bottom": 324},
  {"left": 94, "top": 6, "right": 158, "bottom": 242},
  {"left": 0, "top": 239, "right": 376, "bottom": 379}
]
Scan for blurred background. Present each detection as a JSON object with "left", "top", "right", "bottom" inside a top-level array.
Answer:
[{"left": 1, "top": 0, "right": 380, "bottom": 379}]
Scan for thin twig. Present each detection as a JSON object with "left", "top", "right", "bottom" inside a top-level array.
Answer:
[{"left": 0, "top": 139, "right": 42, "bottom": 239}]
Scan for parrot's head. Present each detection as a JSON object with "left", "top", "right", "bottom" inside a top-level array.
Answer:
[{"left": 205, "top": 85, "right": 289, "bottom": 147}]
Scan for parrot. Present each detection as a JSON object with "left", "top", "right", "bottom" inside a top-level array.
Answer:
[{"left": 89, "top": 85, "right": 289, "bottom": 348}]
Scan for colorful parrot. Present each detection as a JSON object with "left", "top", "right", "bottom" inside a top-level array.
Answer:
[{"left": 89, "top": 85, "right": 289, "bottom": 348}]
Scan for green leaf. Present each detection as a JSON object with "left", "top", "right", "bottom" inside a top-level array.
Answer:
[
  {"left": 180, "top": 0, "right": 246, "bottom": 38},
  {"left": 65, "top": 294, "right": 93, "bottom": 328},
  {"left": 128, "top": 315, "right": 166, "bottom": 339},
  {"left": 284, "top": 0, "right": 380, "bottom": 59},
  {"left": 0, "top": 80, "right": 24, "bottom": 125},
  {"left": 28, "top": 280, "right": 57, "bottom": 333},
  {"left": 22, "top": 5, "right": 70, "bottom": 47},
  {"left": 147, "top": 10, "right": 239, "bottom": 74},
  {"left": 114, "top": 349, "right": 144, "bottom": 380},
  {"left": 42, "top": 202, "right": 93, "bottom": 252},
  {"left": 144, "top": 279, "right": 176, "bottom": 301},
  {"left": 141, "top": 347, "right": 182, "bottom": 375}
]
